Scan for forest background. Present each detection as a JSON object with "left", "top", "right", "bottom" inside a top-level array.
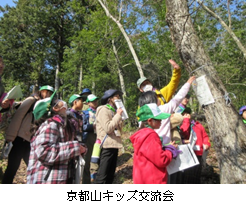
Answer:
[{"left": 0, "top": 0, "right": 245, "bottom": 125}]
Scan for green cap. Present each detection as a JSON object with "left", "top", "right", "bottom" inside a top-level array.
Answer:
[
  {"left": 137, "top": 77, "right": 148, "bottom": 89},
  {"left": 39, "top": 85, "right": 54, "bottom": 92},
  {"left": 69, "top": 94, "right": 86, "bottom": 105},
  {"left": 136, "top": 103, "right": 171, "bottom": 122},
  {"left": 86, "top": 94, "right": 99, "bottom": 103},
  {"left": 33, "top": 91, "right": 57, "bottom": 120},
  {"left": 181, "top": 107, "right": 192, "bottom": 114}
]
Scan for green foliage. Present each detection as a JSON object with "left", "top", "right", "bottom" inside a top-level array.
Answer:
[{"left": 0, "top": 0, "right": 245, "bottom": 124}]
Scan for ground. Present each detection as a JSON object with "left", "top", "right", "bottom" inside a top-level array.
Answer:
[{"left": 0, "top": 132, "right": 220, "bottom": 184}]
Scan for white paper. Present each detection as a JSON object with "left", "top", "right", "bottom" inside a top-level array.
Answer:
[
  {"left": 114, "top": 99, "right": 129, "bottom": 120},
  {"left": 189, "top": 129, "right": 197, "bottom": 148},
  {"left": 4, "top": 86, "right": 23, "bottom": 100},
  {"left": 167, "top": 144, "right": 199, "bottom": 175},
  {"left": 74, "top": 156, "right": 85, "bottom": 184},
  {"left": 192, "top": 75, "right": 215, "bottom": 106},
  {"left": 202, "top": 145, "right": 209, "bottom": 166}
]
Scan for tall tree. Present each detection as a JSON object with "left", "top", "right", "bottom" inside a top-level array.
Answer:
[
  {"left": 165, "top": 0, "right": 246, "bottom": 184},
  {"left": 97, "top": 0, "right": 144, "bottom": 77}
]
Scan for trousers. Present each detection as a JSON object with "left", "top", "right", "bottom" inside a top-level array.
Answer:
[
  {"left": 2, "top": 136, "right": 30, "bottom": 184},
  {"left": 95, "top": 148, "right": 118, "bottom": 184}
]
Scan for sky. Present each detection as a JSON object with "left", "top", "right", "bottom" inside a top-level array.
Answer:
[{"left": 0, "top": 0, "right": 16, "bottom": 17}]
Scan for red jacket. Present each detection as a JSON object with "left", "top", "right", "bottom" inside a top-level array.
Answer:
[
  {"left": 130, "top": 128, "right": 173, "bottom": 184},
  {"left": 180, "top": 118, "right": 211, "bottom": 156}
]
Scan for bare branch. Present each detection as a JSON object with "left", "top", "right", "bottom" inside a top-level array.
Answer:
[
  {"left": 227, "top": 0, "right": 232, "bottom": 28},
  {"left": 196, "top": 0, "right": 246, "bottom": 58}
]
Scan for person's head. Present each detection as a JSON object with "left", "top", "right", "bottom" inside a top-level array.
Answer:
[
  {"left": 69, "top": 94, "right": 86, "bottom": 111},
  {"left": 181, "top": 94, "right": 190, "bottom": 106},
  {"left": 101, "top": 89, "right": 123, "bottom": 108},
  {"left": 136, "top": 103, "right": 170, "bottom": 129},
  {"left": 138, "top": 91, "right": 159, "bottom": 107},
  {"left": 86, "top": 94, "right": 99, "bottom": 109},
  {"left": 80, "top": 88, "right": 92, "bottom": 97},
  {"left": 181, "top": 107, "right": 192, "bottom": 119},
  {"left": 137, "top": 77, "right": 153, "bottom": 92},
  {"left": 33, "top": 91, "right": 63, "bottom": 121},
  {"left": 0, "top": 55, "right": 4, "bottom": 75},
  {"left": 239, "top": 106, "right": 246, "bottom": 120},
  {"left": 39, "top": 85, "right": 55, "bottom": 99}
]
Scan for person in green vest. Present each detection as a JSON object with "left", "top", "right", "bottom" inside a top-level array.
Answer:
[{"left": 239, "top": 106, "right": 246, "bottom": 124}]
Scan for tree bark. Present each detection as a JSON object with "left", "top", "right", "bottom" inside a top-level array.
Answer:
[
  {"left": 166, "top": 0, "right": 246, "bottom": 184},
  {"left": 112, "top": 39, "right": 127, "bottom": 104},
  {"left": 98, "top": 0, "right": 144, "bottom": 77}
]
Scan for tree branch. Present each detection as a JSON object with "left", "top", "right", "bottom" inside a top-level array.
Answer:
[{"left": 196, "top": 0, "right": 246, "bottom": 58}]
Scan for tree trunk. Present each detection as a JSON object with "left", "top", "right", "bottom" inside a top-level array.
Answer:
[
  {"left": 79, "top": 64, "right": 83, "bottom": 92},
  {"left": 55, "top": 63, "right": 60, "bottom": 97},
  {"left": 166, "top": 0, "right": 246, "bottom": 184},
  {"left": 112, "top": 39, "right": 127, "bottom": 104},
  {"left": 98, "top": 0, "right": 144, "bottom": 77}
]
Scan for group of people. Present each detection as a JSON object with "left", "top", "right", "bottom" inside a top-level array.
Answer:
[{"left": 0, "top": 56, "right": 245, "bottom": 184}]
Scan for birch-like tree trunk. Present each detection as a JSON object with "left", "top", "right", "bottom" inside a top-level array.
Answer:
[
  {"left": 166, "top": 0, "right": 246, "bottom": 184},
  {"left": 112, "top": 39, "right": 127, "bottom": 104},
  {"left": 196, "top": 0, "right": 246, "bottom": 58},
  {"left": 79, "top": 64, "right": 83, "bottom": 92},
  {"left": 98, "top": 0, "right": 144, "bottom": 77}
]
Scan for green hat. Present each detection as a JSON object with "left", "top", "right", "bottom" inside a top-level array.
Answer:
[
  {"left": 137, "top": 77, "right": 149, "bottom": 89},
  {"left": 136, "top": 103, "right": 171, "bottom": 122},
  {"left": 86, "top": 94, "right": 99, "bottom": 103},
  {"left": 39, "top": 85, "right": 54, "bottom": 92},
  {"left": 69, "top": 94, "right": 86, "bottom": 105},
  {"left": 33, "top": 91, "right": 57, "bottom": 120},
  {"left": 182, "top": 107, "right": 192, "bottom": 114}
]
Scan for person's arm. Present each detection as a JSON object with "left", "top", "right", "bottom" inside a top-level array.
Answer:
[
  {"left": 179, "top": 117, "right": 191, "bottom": 141},
  {"left": 159, "top": 60, "right": 181, "bottom": 103},
  {"left": 35, "top": 122, "right": 82, "bottom": 166},
  {"left": 5, "top": 97, "right": 35, "bottom": 142},
  {"left": 97, "top": 107, "right": 122, "bottom": 134},
  {"left": 82, "top": 112, "right": 94, "bottom": 132},
  {"left": 200, "top": 123, "right": 211, "bottom": 150},
  {"left": 139, "top": 131, "right": 173, "bottom": 167}
]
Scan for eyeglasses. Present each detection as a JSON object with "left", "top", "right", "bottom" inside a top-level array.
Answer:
[{"left": 54, "top": 100, "right": 68, "bottom": 110}]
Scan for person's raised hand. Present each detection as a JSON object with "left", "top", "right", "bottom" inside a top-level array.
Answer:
[
  {"left": 187, "top": 76, "right": 196, "bottom": 85},
  {"left": 169, "top": 59, "right": 180, "bottom": 69}
]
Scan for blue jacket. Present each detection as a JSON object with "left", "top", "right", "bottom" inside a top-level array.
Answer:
[{"left": 82, "top": 110, "right": 94, "bottom": 143}]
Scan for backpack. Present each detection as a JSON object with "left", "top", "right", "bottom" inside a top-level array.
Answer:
[{"left": 0, "top": 102, "right": 21, "bottom": 134}]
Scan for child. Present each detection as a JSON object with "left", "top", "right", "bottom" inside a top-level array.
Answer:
[
  {"left": 26, "top": 92, "right": 87, "bottom": 184},
  {"left": 239, "top": 106, "right": 246, "bottom": 124},
  {"left": 179, "top": 107, "right": 211, "bottom": 184},
  {"left": 82, "top": 94, "right": 99, "bottom": 184},
  {"left": 130, "top": 103, "right": 179, "bottom": 184},
  {"left": 95, "top": 89, "right": 123, "bottom": 184},
  {"left": 67, "top": 94, "right": 86, "bottom": 142},
  {"left": 2, "top": 85, "right": 54, "bottom": 184}
]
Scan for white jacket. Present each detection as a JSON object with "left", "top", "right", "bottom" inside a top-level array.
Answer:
[{"left": 155, "top": 82, "right": 190, "bottom": 145}]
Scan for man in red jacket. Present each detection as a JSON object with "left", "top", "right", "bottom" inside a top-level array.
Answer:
[{"left": 180, "top": 107, "right": 211, "bottom": 184}]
